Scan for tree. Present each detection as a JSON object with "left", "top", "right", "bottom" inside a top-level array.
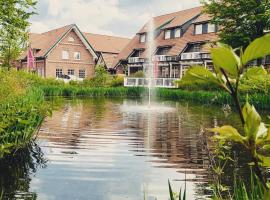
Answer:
[
  {"left": 0, "top": 0, "right": 37, "bottom": 69},
  {"left": 202, "top": 0, "right": 270, "bottom": 49}
]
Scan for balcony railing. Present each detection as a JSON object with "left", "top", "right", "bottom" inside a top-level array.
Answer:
[
  {"left": 124, "top": 77, "right": 179, "bottom": 88},
  {"left": 181, "top": 52, "right": 201, "bottom": 60},
  {"left": 128, "top": 57, "right": 144, "bottom": 63},
  {"left": 181, "top": 52, "right": 211, "bottom": 60},
  {"left": 155, "top": 55, "right": 167, "bottom": 62}
]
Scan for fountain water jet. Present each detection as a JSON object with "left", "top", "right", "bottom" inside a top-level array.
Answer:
[
  {"left": 146, "top": 16, "right": 155, "bottom": 107},
  {"left": 121, "top": 16, "right": 175, "bottom": 113}
]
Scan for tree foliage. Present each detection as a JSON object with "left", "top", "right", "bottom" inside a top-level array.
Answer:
[
  {"left": 202, "top": 0, "right": 270, "bottom": 49},
  {"left": 0, "top": 0, "right": 36, "bottom": 69}
]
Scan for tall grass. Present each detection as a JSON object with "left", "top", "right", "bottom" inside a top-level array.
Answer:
[{"left": 0, "top": 70, "right": 49, "bottom": 158}]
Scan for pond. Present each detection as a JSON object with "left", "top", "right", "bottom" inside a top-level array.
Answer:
[{"left": 0, "top": 98, "right": 244, "bottom": 200}]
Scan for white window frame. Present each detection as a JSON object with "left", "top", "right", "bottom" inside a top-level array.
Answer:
[
  {"left": 165, "top": 30, "right": 171, "bottom": 39},
  {"left": 195, "top": 24, "right": 203, "bottom": 35},
  {"left": 208, "top": 23, "right": 216, "bottom": 33},
  {"left": 68, "top": 69, "right": 75, "bottom": 75},
  {"left": 175, "top": 28, "right": 181, "bottom": 38},
  {"left": 62, "top": 50, "right": 69, "bottom": 60},
  {"left": 74, "top": 52, "right": 81, "bottom": 60},
  {"left": 56, "top": 68, "right": 63, "bottom": 77},
  {"left": 140, "top": 34, "right": 146, "bottom": 43},
  {"left": 79, "top": 69, "right": 86, "bottom": 78}
]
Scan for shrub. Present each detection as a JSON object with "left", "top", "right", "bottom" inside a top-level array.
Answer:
[
  {"left": 110, "top": 75, "right": 124, "bottom": 87},
  {"left": 131, "top": 70, "right": 145, "bottom": 78}
]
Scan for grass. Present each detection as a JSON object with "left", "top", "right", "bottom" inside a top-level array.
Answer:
[
  {"left": 0, "top": 70, "right": 50, "bottom": 158},
  {"left": 39, "top": 84, "right": 270, "bottom": 109}
]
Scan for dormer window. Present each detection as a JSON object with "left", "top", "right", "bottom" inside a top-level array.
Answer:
[
  {"left": 175, "top": 28, "right": 181, "bottom": 38},
  {"left": 140, "top": 34, "right": 146, "bottom": 43},
  {"left": 208, "top": 23, "right": 216, "bottom": 33},
  {"left": 195, "top": 24, "right": 203, "bottom": 35},
  {"left": 68, "top": 37, "right": 75, "bottom": 42},
  {"left": 165, "top": 30, "right": 171, "bottom": 39},
  {"left": 195, "top": 23, "right": 217, "bottom": 35}
]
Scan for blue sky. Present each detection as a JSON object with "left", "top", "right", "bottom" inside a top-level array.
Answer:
[{"left": 30, "top": 0, "right": 200, "bottom": 38}]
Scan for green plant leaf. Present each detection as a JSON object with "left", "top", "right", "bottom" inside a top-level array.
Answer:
[
  {"left": 168, "top": 180, "right": 175, "bottom": 200},
  {"left": 211, "top": 44, "right": 240, "bottom": 78},
  {"left": 208, "top": 125, "right": 246, "bottom": 144},
  {"left": 242, "top": 34, "right": 270, "bottom": 65},
  {"left": 182, "top": 66, "right": 219, "bottom": 84},
  {"left": 258, "top": 154, "right": 270, "bottom": 167},
  {"left": 242, "top": 66, "right": 267, "bottom": 79},
  {"left": 242, "top": 102, "right": 261, "bottom": 140}
]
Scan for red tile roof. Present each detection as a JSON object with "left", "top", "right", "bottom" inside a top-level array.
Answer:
[
  {"left": 84, "top": 33, "right": 130, "bottom": 54},
  {"left": 113, "top": 8, "right": 218, "bottom": 68},
  {"left": 20, "top": 24, "right": 131, "bottom": 69}
]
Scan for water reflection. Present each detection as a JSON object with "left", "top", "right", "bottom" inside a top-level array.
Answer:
[
  {"left": 0, "top": 142, "right": 47, "bottom": 199},
  {"left": 1, "top": 98, "right": 242, "bottom": 200}
]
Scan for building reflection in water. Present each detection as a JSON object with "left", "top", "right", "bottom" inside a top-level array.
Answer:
[{"left": 1, "top": 98, "right": 241, "bottom": 200}]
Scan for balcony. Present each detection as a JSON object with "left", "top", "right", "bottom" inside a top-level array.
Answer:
[
  {"left": 124, "top": 77, "right": 179, "bottom": 88},
  {"left": 181, "top": 52, "right": 201, "bottom": 60},
  {"left": 128, "top": 57, "right": 144, "bottom": 63},
  {"left": 155, "top": 55, "right": 167, "bottom": 62}
]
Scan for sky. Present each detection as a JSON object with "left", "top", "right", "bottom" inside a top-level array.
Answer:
[{"left": 30, "top": 0, "right": 201, "bottom": 38}]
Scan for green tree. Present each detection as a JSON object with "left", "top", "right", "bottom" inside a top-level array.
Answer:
[
  {"left": 202, "top": 0, "right": 270, "bottom": 49},
  {"left": 0, "top": 0, "right": 37, "bottom": 69}
]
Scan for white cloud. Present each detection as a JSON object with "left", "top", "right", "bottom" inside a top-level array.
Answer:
[{"left": 30, "top": 0, "right": 200, "bottom": 37}]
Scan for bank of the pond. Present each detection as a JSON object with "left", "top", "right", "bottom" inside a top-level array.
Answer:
[
  {"left": 40, "top": 85, "right": 270, "bottom": 109},
  {"left": 0, "top": 70, "right": 49, "bottom": 158}
]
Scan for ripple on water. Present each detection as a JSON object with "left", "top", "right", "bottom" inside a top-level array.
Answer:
[{"left": 2, "top": 99, "right": 223, "bottom": 200}]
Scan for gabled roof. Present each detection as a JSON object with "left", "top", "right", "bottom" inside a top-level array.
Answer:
[
  {"left": 20, "top": 24, "right": 98, "bottom": 60},
  {"left": 21, "top": 24, "right": 130, "bottom": 63},
  {"left": 193, "top": 14, "right": 212, "bottom": 24},
  {"left": 84, "top": 33, "right": 130, "bottom": 54},
  {"left": 138, "top": 6, "right": 202, "bottom": 33},
  {"left": 25, "top": 24, "right": 74, "bottom": 58},
  {"left": 113, "top": 9, "right": 218, "bottom": 68}
]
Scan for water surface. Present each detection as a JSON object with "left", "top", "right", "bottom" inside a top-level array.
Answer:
[{"left": 0, "top": 98, "right": 243, "bottom": 200}]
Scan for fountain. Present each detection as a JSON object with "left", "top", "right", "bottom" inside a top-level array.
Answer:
[
  {"left": 146, "top": 16, "right": 155, "bottom": 107},
  {"left": 121, "top": 16, "right": 175, "bottom": 114}
]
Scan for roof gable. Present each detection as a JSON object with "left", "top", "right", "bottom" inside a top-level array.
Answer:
[{"left": 45, "top": 24, "right": 98, "bottom": 59}]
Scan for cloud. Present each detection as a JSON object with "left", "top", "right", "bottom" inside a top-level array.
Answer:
[{"left": 30, "top": 0, "right": 200, "bottom": 37}]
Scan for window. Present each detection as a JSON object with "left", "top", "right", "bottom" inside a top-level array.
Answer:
[
  {"left": 193, "top": 44, "right": 201, "bottom": 52},
  {"left": 140, "top": 34, "right": 146, "bottom": 43},
  {"left": 195, "top": 24, "right": 202, "bottom": 35},
  {"left": 208, "top": 23, "right": 216, "bottom": 33},
  {"left": 175, "top": 28, "right": 181, "bottom": 38},
  {"left": 74, "top": 52, "right": 81, "bottom": 60},
  {"left": 56, "top": 68, "right": 63, "bottom": 77},
  {"left": 62, "top": 50, "right": 69, "bottom": 59},
  {"left": 165, "top": 30, "right": 171, "bottom": 39},
  {"left": 202, "top": 24, "right": 208, "bottom": 34},
  {"left": 79, "top": 69, "right": 86, "bottom": 78},
  {"left": 68, "top": 69, "right": 74, "bottom": 75},
  {"left": 68, "top": 37, "right": 75, "bottom": 42}
]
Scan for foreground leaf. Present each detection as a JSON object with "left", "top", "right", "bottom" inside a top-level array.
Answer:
[
  {"left": 242, "top": 102, "right": 261, "bottom": 140},
  {"left": 209, "top": 125, "right": 246, "bottom": 144},
  {"left": 242, "top": 34, "right": 270, "bottom": 65},
  {"left": 211, "top": 44, "right": 240, "bottom": 78}
]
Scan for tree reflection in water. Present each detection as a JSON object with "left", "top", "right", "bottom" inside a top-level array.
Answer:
[{"left": 0, "top": 142, "right": 47, "bottom": 199}]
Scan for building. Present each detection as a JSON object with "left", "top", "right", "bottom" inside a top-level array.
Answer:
[
  {"left": 19, "top": 24, "right": 130, "bottom": 78},
  {"left": 113, "top": 7, "right": 218, "bottom": 87}
]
